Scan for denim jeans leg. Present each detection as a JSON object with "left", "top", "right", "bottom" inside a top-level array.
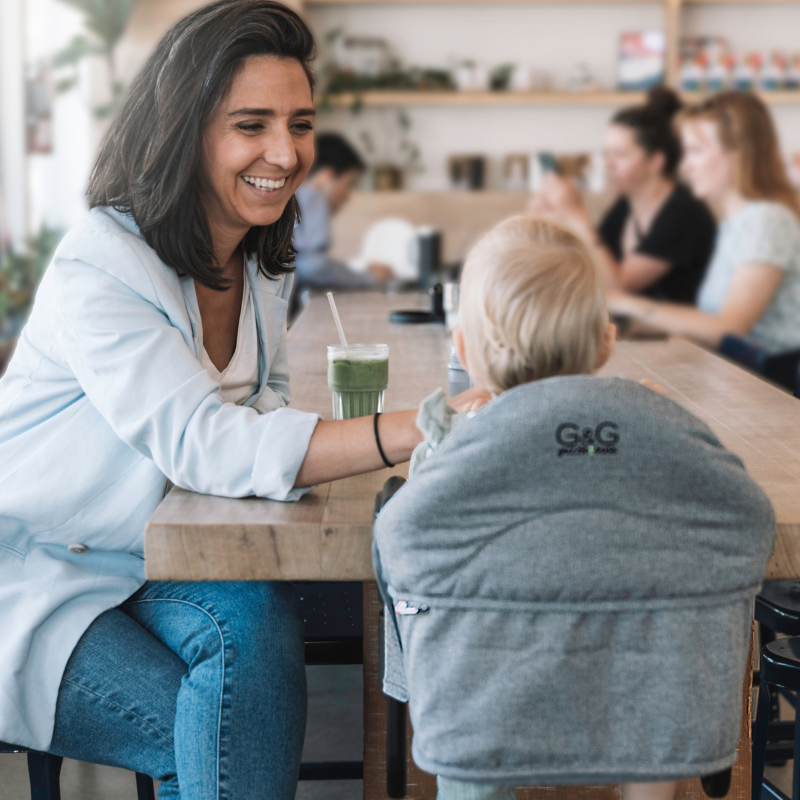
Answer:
[
  {"left": 48, "top": 607, "right": 183, "bottom": 797},
  {"left": 122, "top": 580, "right": 307, "bottom": 800}
]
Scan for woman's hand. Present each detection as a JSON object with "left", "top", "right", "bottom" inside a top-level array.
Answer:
[
  {"left": 608, "top": 260, "right": 786, "bottom": 349},
  {"left": 537, "top": 174, "right": 595, "bottom": 242},
  {"left": 639, "top": 378, "right": 665, "bottom": 395},
  {"left": 525, "top": 193, "right": 557, "bottom": 220},
  {"left": 540, "top": 173, "right": 583, "bottom": 214},
  {"left": 449, "top": 384, "right": 493, "bottom": 413},
  {"left": 606, "top": 289, "right": 645, "bottom": 318},
  {"left": 294, "top": 384, "right": 493, "bottom": 488}
]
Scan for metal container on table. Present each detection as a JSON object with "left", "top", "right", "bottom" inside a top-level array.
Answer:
[{"left": 448, "top": 346, "right": 472, "bottom": 398}]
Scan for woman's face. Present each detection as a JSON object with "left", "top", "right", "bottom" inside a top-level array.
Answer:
[
  {"left": 680, "top": 120, "right": 735, "bottom": 201},
  {"left": 604, "top": 124, "right": 663, "bottom": 195},
  {"left": 201, "top": 55, "right": 315, "bottom": 237}
]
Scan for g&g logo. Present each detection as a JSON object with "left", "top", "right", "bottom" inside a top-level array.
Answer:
[{"left": 555, "top": 421, "right": 619, "bottom": 457}]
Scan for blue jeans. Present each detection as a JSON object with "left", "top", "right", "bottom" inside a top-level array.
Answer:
[{"left": 47, "top": 581, "right": 307, "bottom": 800}]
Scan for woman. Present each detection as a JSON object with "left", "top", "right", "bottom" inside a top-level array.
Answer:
[
  {"left": 531, "top": 88, "right": 716, "bottom": 303},
  {"left": 0, "top": 2, "right": 485, "bottom": 797},
  {"left": 609, "top": 92, "right": 800, "bottom": 353}
]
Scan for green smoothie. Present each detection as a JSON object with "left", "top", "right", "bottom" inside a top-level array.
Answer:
[{"left": 327, "top": 344, "right": 389, "bottom": 420}]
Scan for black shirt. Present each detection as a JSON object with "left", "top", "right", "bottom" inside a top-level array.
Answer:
[{"left": 598, "top": 185, "right": 717, "bottom": 304}]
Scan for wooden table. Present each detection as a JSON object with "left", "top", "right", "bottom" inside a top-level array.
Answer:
[{"left": 146, "top": 292, "right": 800, "bottom": 800}]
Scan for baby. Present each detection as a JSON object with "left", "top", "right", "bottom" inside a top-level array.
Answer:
[{"left": 373, "top": 217, "right": 775, "bottom": 800}]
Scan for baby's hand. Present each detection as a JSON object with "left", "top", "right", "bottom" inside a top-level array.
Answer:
[
  {"left": 449, "top": 384, "right": 492, "bottom": 413},
  {"left": 639, "top": 378, "right": 665, "bottom": 395}
]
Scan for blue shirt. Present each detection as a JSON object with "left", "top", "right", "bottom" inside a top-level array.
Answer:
[
  {"left": 0, "top": 207, "right": 319, "bottom": 749},
  {"left": 293, "top": 183, "right": 374, "bottom": 289}
]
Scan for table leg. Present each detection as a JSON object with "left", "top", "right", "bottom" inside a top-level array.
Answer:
[{"left": 364, "top": 583, "right": 753, "bottom": 800}]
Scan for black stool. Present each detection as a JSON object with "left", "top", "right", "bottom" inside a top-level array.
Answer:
[
  {"left": 755, "top": 582, "right": 800, "bottom": 750},
  {"left": 295, "top": 580, "right": 365, "bottom": 782},
  {"left": 753, "top": 637, "right": 800, "bottom": 800},
  {"left": 0, "top": 741, "right": 155, "bottom": 800}
]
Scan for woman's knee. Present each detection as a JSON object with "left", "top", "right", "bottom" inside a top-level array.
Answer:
[{"left": 206, "top": 581, "right": 305, "bottom": 662}]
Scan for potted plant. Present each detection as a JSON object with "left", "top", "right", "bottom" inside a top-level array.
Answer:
[{"left": 0, "top": 226, "right": 63, "bottom": 374}]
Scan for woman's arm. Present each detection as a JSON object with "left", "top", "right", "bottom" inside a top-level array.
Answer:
[
  {"left": 609, "top": 261, "right": 785, "bottom": 348},
  {"left": 294, "top": 384, "right": 491, "bottom": 488},
  {"left": 531, "top": 175, "right": 671, "bottom": 293},
  {"left": 594, "top": 244, "right": 671, "bottom": 293}
]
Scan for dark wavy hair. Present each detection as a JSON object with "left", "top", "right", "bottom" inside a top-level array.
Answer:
[
  {"left": 87, "top": 0, "right": 316, "bottom": 290},
  {"left": 612, "top": 86, "right": 683, "bottom": 179}
]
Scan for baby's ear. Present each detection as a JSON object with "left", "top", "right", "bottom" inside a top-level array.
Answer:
[
  {"left": 452, "top": 326, "right": 469, "bottom": 372},
  {"left": 594, "top": 322, "right": 617, "bottom": 370}
]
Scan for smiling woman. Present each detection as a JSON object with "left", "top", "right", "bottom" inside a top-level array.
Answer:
[{"left": 0, "top": 0, "right": 488, "bottom": 797}]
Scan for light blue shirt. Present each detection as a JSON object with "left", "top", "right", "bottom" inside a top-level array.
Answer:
[
  {"left": 293, "top": 183, "right": 374, "bottom": 289},
  {"left": 697, "top": 200, "right": 800, "bottom": 353},
  {"left": 0, "top": 207, "right": 319, "bottom": 750}
]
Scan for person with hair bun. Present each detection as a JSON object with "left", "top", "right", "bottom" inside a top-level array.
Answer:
[
  {"left": 530, "top": 87, "right": 717, "bottom": 304},
  {"left": 610, "top": 91, "right": 800, "bottom": 353}
]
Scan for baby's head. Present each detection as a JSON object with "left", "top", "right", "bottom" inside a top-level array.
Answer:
[{"left": 454, "top": 216, "right": 615, "bottom": 395}]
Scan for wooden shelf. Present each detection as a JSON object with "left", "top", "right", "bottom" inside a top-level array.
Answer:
[
  {"left": 307, "top": 0, "right": 799, "bottom": 5},
  {"left": 683, "top": 0, "right": 800, "bottom": 4},
  {"left": 682, "top": 90, "right": 800, "bottom": 104},
  {"left": 323, "top": 89, "right": 800, "bottom": 107},
  {"left": 325, "top": 90, "right": 648, "bottom": 106},
  {"left": 307, "top": 0, "right": 656, "bottom": 4}
]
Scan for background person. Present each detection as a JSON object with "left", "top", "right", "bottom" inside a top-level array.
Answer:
[
  {"left": 610, "top": 92, "right": 800, "bottom": 353},
  {"left": 530, "top": 87, "right": 716, "bottom": 303},
  {"left": 293, "top": 132, "right": 393, "bottom": 291}
]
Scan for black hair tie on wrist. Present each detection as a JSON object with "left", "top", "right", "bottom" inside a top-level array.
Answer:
[{"left": 373, "top": 412, "right": 395, "bottom": 469}]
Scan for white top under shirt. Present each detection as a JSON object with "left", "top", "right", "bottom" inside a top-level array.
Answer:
[
  {"left": 201, "top": 269, "right": 260, "bottom": 404},
  {"left": 697, "top": 200, "right": 800, "bottom": 353}
]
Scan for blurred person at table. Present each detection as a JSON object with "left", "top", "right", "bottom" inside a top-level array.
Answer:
[
  {"left": 0, "top": 2, "right": 488, "bottom": 798},
  {"left": 529, "top": 87, "right": 716, "bottom": 304},
  {"left": 293, "top": 131, "right": 393, "bottom": 291},
  {"left": 609, "top": 91, "right": 800, "bottom": 353}
]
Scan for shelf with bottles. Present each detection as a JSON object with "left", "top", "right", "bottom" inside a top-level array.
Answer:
[{"left": 323, "top": 88, "right": 800, "bottom": 106}]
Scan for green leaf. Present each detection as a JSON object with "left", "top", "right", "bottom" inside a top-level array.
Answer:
[
  {"left": 0, "top": 224, "right": 63, "bottom": 323},
  {"left": 51, "top": 35, "right": 102, "bottom": 68},
  {"left": 359, "top": 131, "right": 375, "bottom": 155},
  {"left": 55, "top": 0, "right": 135, "bottom": 50},
  {"left": 93, "top": 101, "right": 118, "bottom": 119},
  {"left": 54, "top": 77, "right": 79, "bottom": 94},
  {"left": 324, "top": 27, "right": 344, "bottom": 44}
]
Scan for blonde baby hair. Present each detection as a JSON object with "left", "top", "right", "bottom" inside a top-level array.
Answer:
[{"left": 458, "top": 216, "right": 608, "bottom": 395}]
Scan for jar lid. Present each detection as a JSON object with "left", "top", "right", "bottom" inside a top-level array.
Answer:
[{"left": 448, "top": 346, "right": 466, "bottom": 371}]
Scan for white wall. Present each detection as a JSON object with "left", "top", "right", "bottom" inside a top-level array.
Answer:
[
  {"left": 0, "top": 0, "right": 92, "bottom": 242},
  {"left": 26, "top": 0, "right": 94, "bottom": 235},
  {"left": 306, "top": 1, "right": 800, "bottom": 191},
  {"left": 5, "top": 0, "right": 800, "bottom": 225},
  {"left": 682, "top": 2, "right": 800, "bottom": 178},
  {"left": 0, "top": 0, "right": 27, "bottom": 247}
]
